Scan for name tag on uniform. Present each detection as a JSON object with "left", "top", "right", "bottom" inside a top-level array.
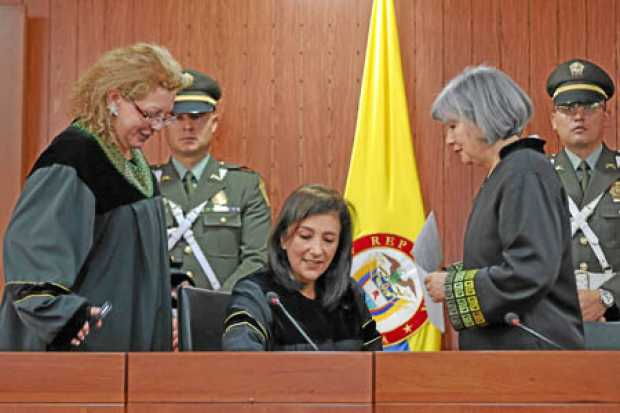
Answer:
[{"left": 212, "top": 204, "right": 230, "bottom": 212}]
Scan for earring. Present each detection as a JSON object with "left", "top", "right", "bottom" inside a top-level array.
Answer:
[{"left": 108, "top": 104, "right": 119, "bottom": 117}]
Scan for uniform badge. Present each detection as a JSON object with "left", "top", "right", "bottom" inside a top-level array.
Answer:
[
  {"left": 161, "top": 175, "right": 171, "bottom": 182},
  {"left": 555, "top": 165, "right": 564, "bottom": 172},
  {"left": 259, "top": 178, "right": 271, "bottom": 207},
  {"left": 211, "top": 190, "right": 228, "bottom": 206},
  {"left": 569, "top": 61, "right": 585, "bottom": 79},
  {"left": 605, "top": 163, "right": 616, "bottom": 169},
  {"left": 610, "top": 181, "right": 620, "bottom": 201}
]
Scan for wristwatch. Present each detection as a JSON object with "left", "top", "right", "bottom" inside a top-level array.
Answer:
[{"left": 598, "top": 289, "right": 615, "bottom": 309}]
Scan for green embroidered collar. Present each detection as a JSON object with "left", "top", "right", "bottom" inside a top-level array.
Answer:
[{"left": 72, "top": 121, "right": 154, "bottom": 197}]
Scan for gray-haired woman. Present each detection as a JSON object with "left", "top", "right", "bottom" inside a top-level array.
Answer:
[{"left": 425, "top": 65, "right": 584, "bottom": 350}]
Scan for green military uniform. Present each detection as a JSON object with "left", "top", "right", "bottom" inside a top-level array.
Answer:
[
  {"left": 547, "top": 58, "right": 620, "bottom": 319},
  {"left": 550, "top": 146, "right": 620, "bottom": 318},
  {"left": 153, "top": 157, "right": 271, "bottom": 291}
]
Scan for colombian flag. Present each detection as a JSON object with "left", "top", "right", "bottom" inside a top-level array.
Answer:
[{"left": 344, "top": 0, "right": 441, "bottom": 351}]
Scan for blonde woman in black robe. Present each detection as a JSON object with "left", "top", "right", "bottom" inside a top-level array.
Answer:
[{"left": 0, "top": 43, "right": 191, "bottom": 351}]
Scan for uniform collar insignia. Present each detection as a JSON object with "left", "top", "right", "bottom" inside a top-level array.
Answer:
[
  {"left": 161, "top": 175, "right": 171, "bottom": 182},
  {"left": 606, "top": 163, "right": 616, "bottom": 169}
]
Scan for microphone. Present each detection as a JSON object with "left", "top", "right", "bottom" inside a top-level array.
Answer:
[
  {"left": 504, "top": 312, "right": 564, "bottom": 350},
  {"left": 265, "top": 291, "right": 319, "bottom": 351}
]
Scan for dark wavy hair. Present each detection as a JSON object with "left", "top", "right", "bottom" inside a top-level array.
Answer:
[{"left": 268, "top": 184, "right": 353, "bottom": 309}]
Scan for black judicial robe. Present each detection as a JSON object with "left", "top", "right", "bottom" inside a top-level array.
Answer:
[
  {"left": 444, "top": 138, "right": 584, "bottom": 350},
  {"left": 0, "top": 125, "right": 172, "bottom": 351},
  {"left": 222, "top": 271, "right": 383, "bottom": 351}
]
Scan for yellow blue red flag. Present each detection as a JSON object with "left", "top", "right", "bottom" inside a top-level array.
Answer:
[{"left": 344, "top": 0, "right": 442, "bottom": 351}]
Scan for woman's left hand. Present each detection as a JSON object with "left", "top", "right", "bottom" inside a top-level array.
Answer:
[{"left": 425, "top": 272, "right": 448, "bottom": 303}]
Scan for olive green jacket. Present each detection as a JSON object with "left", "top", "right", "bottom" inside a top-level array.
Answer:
[
  {"left": 152, "top": 157, "right": 271, "bottom": 291},
  {"left": 551, "top": 145, "right": 620, "bottom": 318}
]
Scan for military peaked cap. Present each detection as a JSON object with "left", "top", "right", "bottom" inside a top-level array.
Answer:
[
  {"left": 173, "top": 69, "right": 222, "bottom": 114},
  {"left": 547, "top": 59, "right": 614, "bottom": 105}
]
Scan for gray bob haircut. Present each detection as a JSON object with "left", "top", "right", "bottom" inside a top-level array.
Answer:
[{"left": 431, "top": 65, "right": 533, "bottom": 144}]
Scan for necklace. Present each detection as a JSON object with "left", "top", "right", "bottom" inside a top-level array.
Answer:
[{"left": 72, "top": 121, "right": 153, "bottom": 197}]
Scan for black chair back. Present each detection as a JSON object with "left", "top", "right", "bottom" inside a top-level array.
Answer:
[{"left": 177, "top": 286, "right": 231, "bottom": 351}]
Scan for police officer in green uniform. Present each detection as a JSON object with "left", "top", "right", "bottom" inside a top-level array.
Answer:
[
  {"left": 547, "top": 59, "right": 620, "bottom": 321},
  {"left": 152, "top": 70, "right": 271, "bottom": 292}
]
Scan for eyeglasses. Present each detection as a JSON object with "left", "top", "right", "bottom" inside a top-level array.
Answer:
[
  {"left": 128, "top": 99, "right": 176, "bottom": 130},
  {"left": 554, "top": 101, "right": 605, "bottom": 116}
]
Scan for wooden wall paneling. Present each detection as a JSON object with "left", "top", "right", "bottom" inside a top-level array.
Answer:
[
  {"left": 587, "top": 0, "right": 617, "bottom": 148},
  {"left": 105, "top": 0, "right": 135, "bottom": 49},
  {"left": 299, "top": 0, "right": 331, "bottom": 186},
  {"left": 213, "top": 0, "right": 249, "bottom": 169},
  {"left": 413, "top": 0, "right": 444, "bottom": 260},
  {"left": 192, "top": 0, "right": 223, "bottom": 161},
  {"left": 471, "top": 0, "right": 499, "bottom": 193},
  {"left": 22, "top": 0, "right": 50, "bottom": 180},
  {"left": 76, "top": 0, "right": 105, "bottom": 75},
  {"left": 158, "top": 0, "right": 193, "bottom": 164},
  {"left": 442, "top": 0, "right": 472, "bottom": 265},
  {"left": 499, "top": 0, "right": 530, "bottom": 110},
  {"left": 133, "top": 0, "right": 163, "bottom": 162},
  {"left": 329, "top": 0, "right": 370, "bottom": 192},
  {"left": 557, "top": 0, "right": 586, "bottom": 63},
  {"left": 271, "top": 0, "right": 301, "bottom": 212},
  {"left": 0, "top": 4, "right": 25, "bottom": 293},
  {"left": 394, "top": 0, "right": 418, "bottom": 204},
  {"left": 48, "top": 0, "right": 77, "bottom": 139},
  {"left": 322, "top": 0, "right": 337, "bottom": 189},
  {"left": 244, "top": 0, "right": 275, "bottom": 208},
  {"left": 555, "top": 0, "right": 587, "bottom": 153},
  {"left": 529, "top": 0, "right": 558, "bottom": 152}
]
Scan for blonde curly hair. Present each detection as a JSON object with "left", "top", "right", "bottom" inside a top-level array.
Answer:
[{"left": 70, "top": 43, "right": 192, "bottom": 144}]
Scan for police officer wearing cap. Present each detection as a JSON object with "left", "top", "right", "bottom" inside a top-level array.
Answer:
[
  {"left": 152, "top": 70, "right": 271, "bottom": 292},
  {"left": 547, "top": 59, "right": 620, "bottom": 321}
]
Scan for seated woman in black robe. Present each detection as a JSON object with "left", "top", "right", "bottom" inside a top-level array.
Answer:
[
  {"left": 222, "top": 184, "right": 382, "bottom": 351},
  {"left": 425, "top": 65, "right": 584, "bottom": 350}
]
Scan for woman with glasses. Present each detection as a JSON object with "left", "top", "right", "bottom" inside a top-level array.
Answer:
[
  {"left": 424, "top": 65, "right": 584, "bottom": 350},
  {"left": 0, "top": 43, "right": 191, "bottom": 351}
]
